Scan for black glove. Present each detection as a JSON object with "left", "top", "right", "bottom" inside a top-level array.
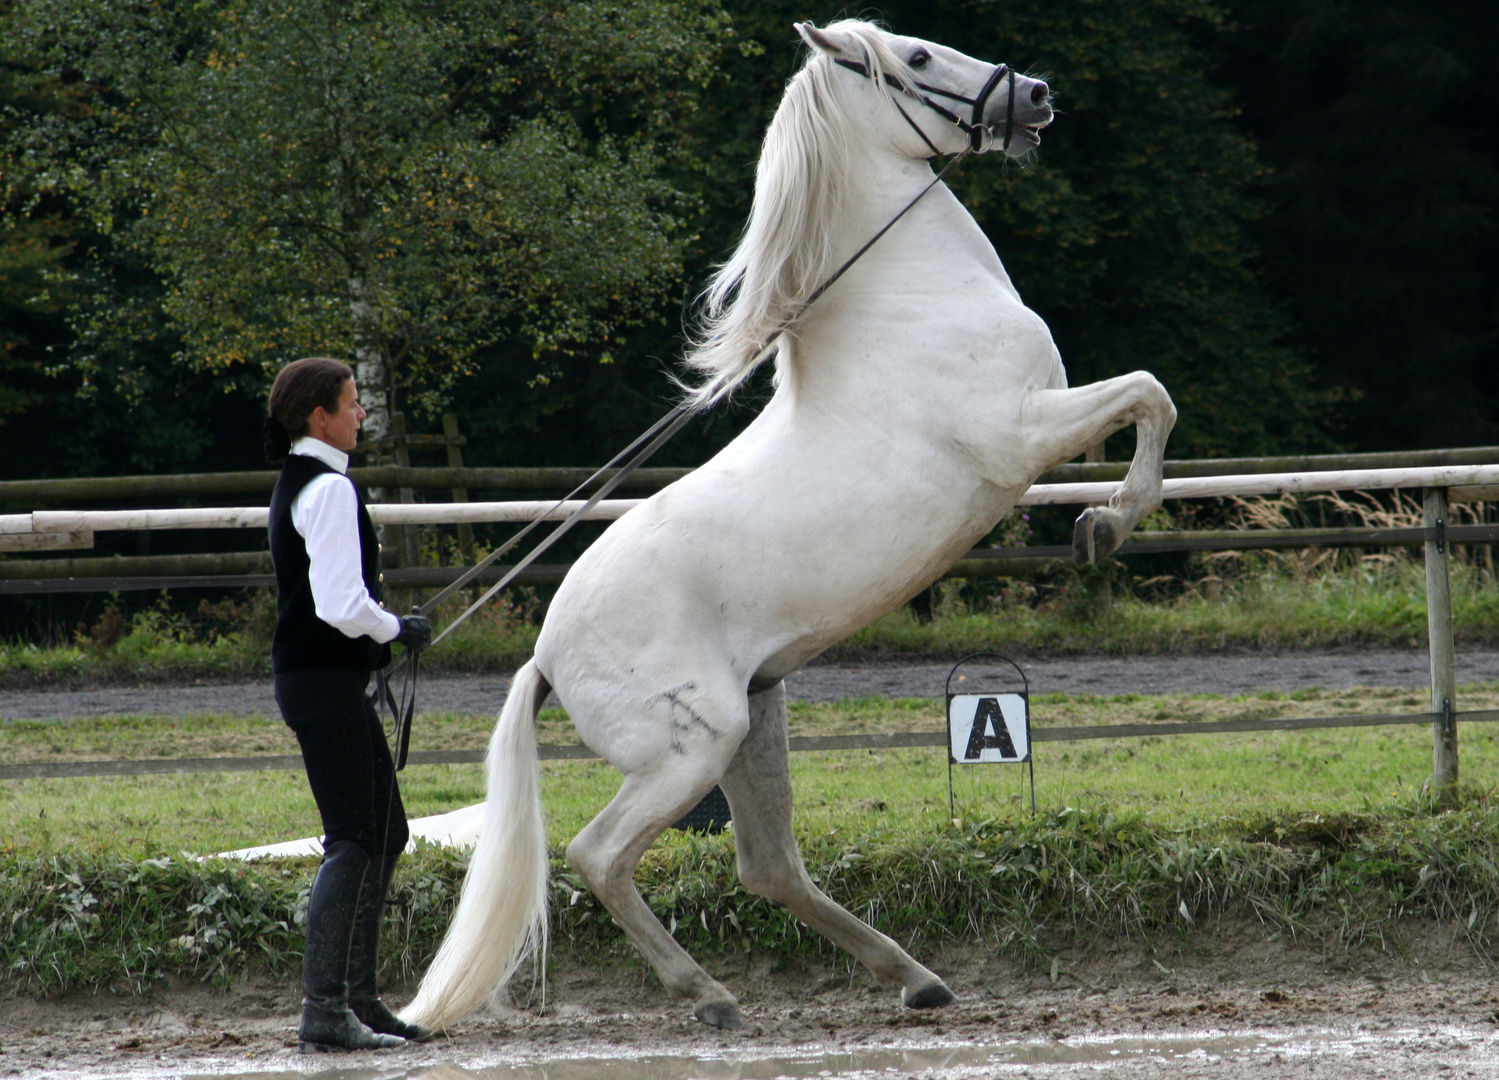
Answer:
[{"left": 395, "top": 613, "right": 432, "bottom": 653}]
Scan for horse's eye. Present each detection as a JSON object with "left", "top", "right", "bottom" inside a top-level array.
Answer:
[{"left": 909, "top": 49, "right": 930, "bottom": 69}]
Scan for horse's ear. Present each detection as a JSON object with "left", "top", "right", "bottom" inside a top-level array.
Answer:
[{"left": 795, "top": 22, "right": 852, "bottom": 58}]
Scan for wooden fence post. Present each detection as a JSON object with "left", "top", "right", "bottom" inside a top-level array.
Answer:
[
  {"left": 442, "top": 414, "right": 476, "bottom": 565},
  {"left": 384, "top": 413, "right": 420, "bottom": 614},
  {"left": 390, "top": 414, "right": 420, "bottom": 572},
  {"left": 1424, "top": 486, "right": 1458, "bottom": 807}
]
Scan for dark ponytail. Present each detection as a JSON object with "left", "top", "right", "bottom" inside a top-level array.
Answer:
[
  {"left": 265, "top": 357, "right": 355, "bottom": 463},
  {"left": 263, "top": 414, "right": 293, "bottom": 462}
]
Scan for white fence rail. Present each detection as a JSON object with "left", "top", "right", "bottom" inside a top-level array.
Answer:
[{"left": 5, "top": 464, "right": 1497, "bottom": 538}]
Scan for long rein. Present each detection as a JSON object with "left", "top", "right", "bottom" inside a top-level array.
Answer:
[{"left": 375, "top": 63, "right": 1011, "bottom": 772}]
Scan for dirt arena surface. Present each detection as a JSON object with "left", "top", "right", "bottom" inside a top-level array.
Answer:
[
  {"left": 4, "top": 919, "right": 1497, "bottom": 1078},
  {"left": 4, "top": 647, "right": 1499, "bottom": 721}
]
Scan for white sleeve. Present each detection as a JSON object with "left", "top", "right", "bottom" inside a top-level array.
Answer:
[{"left": 290, "top": 474, "right": 402, "bottom": 643}]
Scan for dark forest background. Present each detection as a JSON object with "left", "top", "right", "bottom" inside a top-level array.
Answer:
[{"left": 2, "top": 0, "right": 1496, "bottom": 480}]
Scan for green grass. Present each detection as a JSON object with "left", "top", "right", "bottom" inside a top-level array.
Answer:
[
  {"left": 7, "top": 686, "right": 1499, "bottom": 996},
  {"left": 4, "top": 554, "right": 1495, "bottom": 686},
  {"left": 834, "top": 562, "right": 1499, "bottom": 657},
  {"left": 6, "top": 685, "right": 1498, "bottom": 857},
  {"left": 9, "top": 796, "right": 1499, "bottom": 997},
  {"left": 0, "top": 593, "right": 540, "bottom": 686}
]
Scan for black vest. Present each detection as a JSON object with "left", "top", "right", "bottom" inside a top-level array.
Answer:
[{"left": 269, "top": 453, "right": 390, "bottom": 673}]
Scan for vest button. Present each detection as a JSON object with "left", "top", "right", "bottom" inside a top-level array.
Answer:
[
  {"left": 378, "top": 543, "right": 383, "bottom": 553},
  {"left": 378, "top": 572, "right": 385, "bottom": 583}
]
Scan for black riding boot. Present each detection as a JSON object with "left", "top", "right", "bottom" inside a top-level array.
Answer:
[
  {"left": 298, "top": 840, "right": 405, "bottom": 1053},
  {"left": 347, "top": 850, "right": 435, "bottom": 1042}
]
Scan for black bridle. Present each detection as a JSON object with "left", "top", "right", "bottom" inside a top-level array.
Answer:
[{"left": 834, "top": 56, "right": 1017, "bottom": 156}]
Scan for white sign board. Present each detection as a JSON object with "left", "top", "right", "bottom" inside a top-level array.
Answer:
[{"left": 947, "top": 693, "right": 1030, "bottom": 764}]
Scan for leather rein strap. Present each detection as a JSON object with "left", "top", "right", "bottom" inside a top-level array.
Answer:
[
  {"left": 378, "top": 401, "right": 696, "bottom": 769},
  {"left": 834, "top": 56, "right": 1016, "bottom": 154}
]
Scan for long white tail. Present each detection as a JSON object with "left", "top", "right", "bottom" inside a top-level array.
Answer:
[{"left": 399, "top": 660, "right": 550, "bottom": 1028}]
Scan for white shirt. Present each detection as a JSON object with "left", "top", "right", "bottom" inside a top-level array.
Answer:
[{"left": 287, "top": 436, "right": 402, "bottom": 644}]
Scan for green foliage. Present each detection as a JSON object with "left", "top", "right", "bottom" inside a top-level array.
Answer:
[
  {"left": 861, "top": 0, "right": 1326, "bottom": 456},
  {"left": 6, "top": 0, "right": 727, "bottom": 418},
  {"left": 8, "top": 800, "right": 1499, "bottom": 995},
  {"left": 434, "top": 0, "right": 1340, "bottom": 466},
  {"left": 2, "top": 0, "right": 1496, "bottom": 482},
  {"left": 0, "top": 851, "right": 307, "bottom": 993}
]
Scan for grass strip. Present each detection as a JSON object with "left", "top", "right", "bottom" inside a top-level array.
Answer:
[
  {"left": 829, "top": 571, "right": 1499, "bottom": 659},
  {"left": 7, "top": 687, "right": 1499, "bottom": 855},
  {"left": 5, "top": 799, "right": 1499, "bottom": 997},
  {"left": 5, "top": 556, "right": 1497, "bottom": 687}
]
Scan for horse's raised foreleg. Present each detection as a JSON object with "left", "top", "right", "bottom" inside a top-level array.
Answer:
[
  {"left": 564, "top": 691, "right": 749, "bottom": 1030},
  {"left": 718, "top": 682, "right": 955, "bottom": 1010},
  {"left": 1021, "top": 372, "right": 1177, "bottom": 563}
]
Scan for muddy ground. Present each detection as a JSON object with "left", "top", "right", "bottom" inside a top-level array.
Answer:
[{"left": 4, "top": 917, "right": 1498, "bottom": 1078}]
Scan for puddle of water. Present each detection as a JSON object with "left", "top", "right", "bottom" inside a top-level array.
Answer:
[{"left": 44, "top": 1024, "right": 1499, "bottom": 1080}]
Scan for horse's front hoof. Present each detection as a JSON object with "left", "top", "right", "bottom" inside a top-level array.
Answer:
[
  {"left": 694, "top": 999, "right": 746, "bottom": 1030},
  {"left": 903, "top": 980, "right": 957, "bottom": 1010},
  {"left": 1073, "top": 507, "right": 1121, "bottom": 564}
]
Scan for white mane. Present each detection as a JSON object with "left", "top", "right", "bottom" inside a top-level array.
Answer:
[{"left": 681, "top": 21, "right": 918, "bottom": 406}]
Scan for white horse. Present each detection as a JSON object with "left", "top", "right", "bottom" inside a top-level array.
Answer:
[{"left": 404, "top": 19, "right": 1175, "bottom": 1031}]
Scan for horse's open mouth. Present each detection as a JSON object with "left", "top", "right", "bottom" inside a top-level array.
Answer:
[{"left": 1004, "top": 123, "right": 1044, "bottom": 152}]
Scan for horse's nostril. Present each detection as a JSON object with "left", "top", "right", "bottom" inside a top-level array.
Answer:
[{"left": 1030, "top": 81, "right": 1049, "bottom": 106}]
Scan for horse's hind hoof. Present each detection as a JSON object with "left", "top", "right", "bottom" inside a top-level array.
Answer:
[
  {"left": 695, "top": 999, "right": 746, "bottom": 1030},
  {"left": 903, "top": 980, "right": 957, "bottom": 1010},
  {"left": 1073, "top": 507, "right": 1121, "bottom": 564}
]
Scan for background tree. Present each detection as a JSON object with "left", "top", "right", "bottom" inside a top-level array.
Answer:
[
  {"left": 1216, "top": 0, "right": 1499, "bottom": 450},
  {"left": 4, "top": 0, "right": 1496, "bottom": 482},
  {"left": 8, "top": 0, "right": 727, "bottom": 438},
  {"left": 870, "top": 0, "right": 1327, "bottom": 457},
  {"left": 450, "top": 0, "right": 1329, "bottom": 466}
]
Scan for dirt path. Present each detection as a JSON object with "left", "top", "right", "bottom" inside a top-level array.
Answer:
[
  {"left": 4, "top": 647, "right": 1499, "bottom": 721},
  {"left": 4, "top": 919, "right": 1497, "bottom": 1078}
]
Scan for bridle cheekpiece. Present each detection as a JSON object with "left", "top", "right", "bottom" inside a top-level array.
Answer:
[{"left": 834, "top": 54, "right": 1018, "bottom": 155}]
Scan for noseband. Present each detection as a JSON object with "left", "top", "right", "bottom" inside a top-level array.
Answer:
[{"left": 834, "top": 56, "right": 1018, "bottom": 155}]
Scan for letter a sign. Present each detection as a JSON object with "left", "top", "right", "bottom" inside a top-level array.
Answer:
[{"left": 947, "top": 693, "right": 1030, "bottom": 764}]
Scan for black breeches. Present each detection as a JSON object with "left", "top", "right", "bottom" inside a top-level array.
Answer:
[{"left": 274, "top": 669, "right": 410, "bottom": 858}]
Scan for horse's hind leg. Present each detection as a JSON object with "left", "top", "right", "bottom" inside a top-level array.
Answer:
[
  {"left": 564, "top": 691, "right": 749, "bottom": 1030},
  {"left": 1021, "top": 371, "right": 1177, "bottom": 563},
  {"left": 718, "top": 682, "right": 955, "bottom": 1010}
]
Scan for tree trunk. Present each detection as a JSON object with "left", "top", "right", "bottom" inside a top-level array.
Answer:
[
  {"left": 348, "top": 274, "right": 399, "bottom": 568},
  {"left": 348, "top": 275, "right": 389, "bottom": 442}
]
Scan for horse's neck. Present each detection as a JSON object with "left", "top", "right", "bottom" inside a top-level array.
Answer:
[
  {"left": 831, "top": 150, "right": 951, "bottom": 248},
  {"left": 782, "top": 147, "right": 1026, "bottom": 399}
]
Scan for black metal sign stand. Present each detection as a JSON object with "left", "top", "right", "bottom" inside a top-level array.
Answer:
[{"left": 945, "top": 652, "right": 1034, "bottom": 819}]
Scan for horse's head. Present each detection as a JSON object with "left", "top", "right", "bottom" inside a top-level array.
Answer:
[{"left": 795, "top": 21, "right": 1052, "bottom": 160}]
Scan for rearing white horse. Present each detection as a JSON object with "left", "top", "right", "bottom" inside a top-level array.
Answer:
[{"left": 404, "top": 19, "right": 1175, "bottom": 1031}]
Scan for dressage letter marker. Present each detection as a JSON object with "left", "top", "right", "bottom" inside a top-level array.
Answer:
[
  {"left": 949, "top": 693, "right": 1029, "bottom": 763},
  {"left": 945, "top": 653, "right": 1035, "bottom": 817}
]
